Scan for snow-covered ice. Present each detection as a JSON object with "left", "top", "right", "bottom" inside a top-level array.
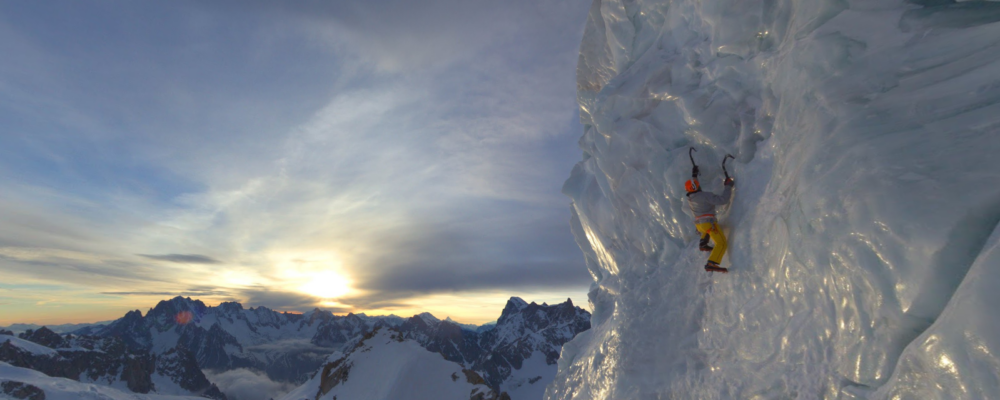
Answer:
[{"left": 550, "top": 0, "right": 1000, "bottom": 399}]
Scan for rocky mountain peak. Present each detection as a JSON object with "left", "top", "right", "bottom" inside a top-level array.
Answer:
[
  {"left": 123, "top": 309, "right": 144, "bottom": 321},
  {"left": 216, "top": 301, "right": 244, "bottom": 314},
  {"left": 152, "top": 296, "right": 207, "bottom": 315},
  {"left": 416, "top": 312, "right": 441, "bottom": 323},
  {"left": 100, "top": 309, "right": 152, "bottom": 350},
  {"left": 146, "top": 297, "right": 208, "bottom": 330},
  {"left": 502, "top": 297, "right": 529, "bottom": 314},
  {"left": 303, "top": 308, "right": 332, "bottom": 325},
  {"left": 17, "top": 327, "right": 64, "bottom": 349}
]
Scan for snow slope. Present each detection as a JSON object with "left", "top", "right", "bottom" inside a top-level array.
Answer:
[
  {"left": 500, "top": 351, "right": 555, "bottom": 400},
  {"left": 551, "top": 0, "right": 1000, "bottom": 399},
  {"left": 0, "top": 361, "right": 207, "bottom": 400},
  {"left": 2, "top": 330, "right": 225, "bottom": 399},
  {"left": 0, "top": 335, "right": 58, "bottom": 357},
  {"left": 280, "top": 329, "right": 499, "bottom": 400}
]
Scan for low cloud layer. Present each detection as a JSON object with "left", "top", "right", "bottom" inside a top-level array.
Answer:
[
  {"left": 245, "top": 338, "right": 330, "bottom": 353},
  {"left": 205, "top": 369, "right": 296, "bottom": 400}
]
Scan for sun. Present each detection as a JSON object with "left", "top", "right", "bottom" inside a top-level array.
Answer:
[
  {"left": 299, "top": 270, "right": 351, "bottom": 299},
  {"left": 272, "top": 250, "right": 354, "bottom": 300}
]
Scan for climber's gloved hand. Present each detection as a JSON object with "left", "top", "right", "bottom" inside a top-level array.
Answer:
[{"left": 724, "top": 178, "right": 734, "bottom": 186}]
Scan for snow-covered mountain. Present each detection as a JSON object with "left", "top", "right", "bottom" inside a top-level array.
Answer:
[
  {"left": 283, "top": 297, "right": 590, "bottom": 400},
  {"left": 550, "top": 0, "right": 1000, "bottom": 399},
  {"left": 280, "top": 328, "right": 503, "bottom": 400},
  {"left": 78, "top": 297, "right": 403, "bottom": 385},
  {"left": 395, "top": 298, "right": 590, "bottom": 398},
  {"left": 0, "top": 330, "right": 225, "bottom": 399},
  {"left": 8, "top": 296, "right": 587, "bottom": 400},
  {"left": 0, "top": 361, "right": 212, "bottom": 400},
  {"left": 472, "top": 298, "right": 590, "bottom": 396}
]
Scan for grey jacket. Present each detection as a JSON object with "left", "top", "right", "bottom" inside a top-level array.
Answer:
[{"left": 687, "top": 184, "right": 733, "bottom": 224}]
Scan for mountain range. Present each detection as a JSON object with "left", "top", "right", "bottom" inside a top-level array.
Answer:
[{"left": 0, "top": 296, "right": 590, "bottom": 400}]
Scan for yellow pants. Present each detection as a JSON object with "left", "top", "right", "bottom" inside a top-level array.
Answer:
[{"left": 696, "top": 222, "right": 727, "bottom": 265}]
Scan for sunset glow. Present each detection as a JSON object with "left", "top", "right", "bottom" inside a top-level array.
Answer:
[
  {"left": 299, "top": 271, "right": 352, "bottom": 300},
  {"left": 0, "top": 1, "right": 590, "bottom": 328}
]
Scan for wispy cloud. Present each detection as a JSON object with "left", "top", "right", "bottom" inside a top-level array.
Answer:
[
  {"left": 236, "top": 288, "right": 323, "bottom": 311},
  {"left": 138, "top": 254, "right": 221, "bottom": 264},
  {"left": 100, "top": 288, "right": 233, "bottom": 298},
  {"left": 0, "top": 0, "right": 592, "bottom": 321}
]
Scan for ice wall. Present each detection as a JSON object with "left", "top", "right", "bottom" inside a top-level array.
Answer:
[{"left": 551, "top": 0, "right": 1000, "bottom": 398}]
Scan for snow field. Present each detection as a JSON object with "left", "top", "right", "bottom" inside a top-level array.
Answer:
[{"left": 501, "top": 351, "right": 559, "bottom": 400}]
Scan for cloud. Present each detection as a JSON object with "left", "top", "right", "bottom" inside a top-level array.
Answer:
[
  {"left": 0, "top": 249, "right": 172, "bottom": 288},
  {"left": 236, "top": 288, "right": 321, "bottom": 311},
  {"left": 100, "top": 291, "right": 176, "bottom": 296},
  {"left": 100, "top": 287, "right": 233, "bottom": 298},
  {"left": 204, "top": 368, "right": 295, "bottom": 400},
  {"left": 244, "top": 339, "right": 335, "bottom": 371},
  {"left": 343, "top": 202, "right": 592, "bottom": 295},
  {"left": 192, "top": 0, "right": 535, "bottom": 73},
  {"left": 246, "top": 338, "right": 332, "bottom": 353},
  {"left": 0, "top": 0, "right": 593, "bottom": 320},
  {"left": 138, "top": 254, "right": 221, "bottom": 264}
]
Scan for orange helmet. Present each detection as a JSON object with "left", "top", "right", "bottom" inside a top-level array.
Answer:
[{"left": 685, "top": 179, "right": 700, "bottom": 193}]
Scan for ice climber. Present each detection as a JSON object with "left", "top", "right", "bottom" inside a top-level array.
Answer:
[{"left": 685, "top": 166, "right": 734, "bottom": 273}]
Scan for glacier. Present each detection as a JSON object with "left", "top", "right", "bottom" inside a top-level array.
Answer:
[{"left": 550, "top": 0, "right": 1000, "bottom": 399}]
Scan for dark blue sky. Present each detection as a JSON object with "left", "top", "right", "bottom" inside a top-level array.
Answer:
[{"left": 0, "top": 0, "right": 593, "bottom": 324}]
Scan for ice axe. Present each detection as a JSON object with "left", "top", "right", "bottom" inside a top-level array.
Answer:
[
  {"left": 689, "top": 147, "right": 699, "bottom": 178},
  {"left": 722, "top": 154, "right": 735, "bottom": 181}
]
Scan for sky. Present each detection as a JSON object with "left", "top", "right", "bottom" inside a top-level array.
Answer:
[{"left": 0, "top": 0, "right": 594, "bottom": 325}]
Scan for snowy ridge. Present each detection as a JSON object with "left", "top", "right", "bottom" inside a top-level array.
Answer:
[
  {"left": 445, "top": 317, "right": 481, "bottom": 332},
  {"left": 551, "top": 0, "right": 1000, "bottom": 399},
  {"left": 397, "top": 297, "right": 590, "bottom": 397},
  {"left": 0, "top": 328, "right": 225, "bottom": 399},
  {"left": 0, "top": 361, "right": 208, "bottom": 400},
  {"left": 279, "top": 328, "right": 502, "bottom": 400},
  {"left": 282, "top": 298, "right": 589, "bottom": 400},
  {"left": 0, "top": 335, "right": 58, "bottom": 357}
]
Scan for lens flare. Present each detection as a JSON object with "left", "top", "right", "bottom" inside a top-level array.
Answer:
[{"left": 175, "top": 310, "right": 193, "bottom": 325}]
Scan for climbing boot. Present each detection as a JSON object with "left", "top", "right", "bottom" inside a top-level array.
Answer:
[{"left": 704, "top": 261, "right": 728, "bottom": 273}]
